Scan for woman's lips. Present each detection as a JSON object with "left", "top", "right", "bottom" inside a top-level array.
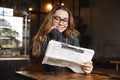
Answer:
[{"left": 56, "top": 26, "right": 65, "bottom": 30}]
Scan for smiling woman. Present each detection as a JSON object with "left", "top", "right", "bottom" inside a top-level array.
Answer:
[
  {"left": 30, "top": 5, "right": 93, "bottom": 74},
  {"left": 52, "top": 9, "right": 69, "bottom": 32}
]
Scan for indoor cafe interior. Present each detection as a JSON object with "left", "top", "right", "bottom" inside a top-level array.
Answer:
[{"left": 0, "top": 0, "right": 120, "bottom": 80}]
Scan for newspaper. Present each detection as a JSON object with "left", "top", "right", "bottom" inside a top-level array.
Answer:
[{"left": 42, "top": 40, "right": 95, "bottom": 73}]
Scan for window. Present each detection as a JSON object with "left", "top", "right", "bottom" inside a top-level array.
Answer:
[{"left": 0, "top": 0, "right": 31, "bottom": 56}]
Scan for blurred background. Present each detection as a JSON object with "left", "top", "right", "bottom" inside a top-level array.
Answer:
[{"left": 0, "top": 0, "right": 120, "bottom": 80}]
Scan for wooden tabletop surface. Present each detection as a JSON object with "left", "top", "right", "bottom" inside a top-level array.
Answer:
[
  {"left": 15, "top": 63, "right": 120, "bottom": 80},
  {"left": 15, "top": 70, "right": 116, "bottom": 80}
]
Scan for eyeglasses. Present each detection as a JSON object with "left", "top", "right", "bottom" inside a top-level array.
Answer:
[{"left": 53, "top": 16, "right": 68, "bottom": 25}]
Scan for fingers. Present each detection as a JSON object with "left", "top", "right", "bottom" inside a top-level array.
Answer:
[
  {"left": 81, "top": 61, "right": 93, "bottom": 74},
  {"left": 82, "top": 65, "right": 93, "bottom": 74}
]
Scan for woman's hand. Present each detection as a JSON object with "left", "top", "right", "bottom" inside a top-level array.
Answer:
[{"left": 81, "top": 61, "right": 93, "bottom": 74}]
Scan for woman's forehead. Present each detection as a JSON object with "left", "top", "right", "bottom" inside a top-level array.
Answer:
[{"left": 54, "top": 10, "right": 69, "bottom": 18}]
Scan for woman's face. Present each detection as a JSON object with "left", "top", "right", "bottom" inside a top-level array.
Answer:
[{"left": 52, "top": 9, "right": 69, "bottom": 32}]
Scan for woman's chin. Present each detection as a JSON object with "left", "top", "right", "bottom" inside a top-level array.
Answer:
[{"left": 57, "top": 29, "right": 65, "bottom": 32}]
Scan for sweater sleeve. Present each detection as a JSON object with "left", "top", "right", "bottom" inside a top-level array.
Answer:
[
  {"left": 41, "top": 28, "right": 63, "bottom": 54},
  {"left": 68, "top": 35, "right": 80, "bottom": 47},
  {"left": 73, "top": 36, "right": 80, "bottom": 47},
  {"left": 48, "top": 28, "right": 63, "bottom": 42}
]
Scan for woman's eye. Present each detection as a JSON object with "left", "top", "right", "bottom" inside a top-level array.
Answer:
[
  {"left": 63, "top": 19, "right": 68, "bottom": 22},
  {"left": 56, "top": 17, "right": 60, "bottom": 20}
]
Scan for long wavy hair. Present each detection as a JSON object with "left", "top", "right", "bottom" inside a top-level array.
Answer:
[{"left": 32, "top": 5, "right": 79, "bottom": 56}]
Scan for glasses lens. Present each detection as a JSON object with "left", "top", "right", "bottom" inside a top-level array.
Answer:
[
  {"left": 53, "top": 16, "right": 68, "bottom": 24},
  {"left": 53, "top": 16, "right": 60, "bottom": 22}
]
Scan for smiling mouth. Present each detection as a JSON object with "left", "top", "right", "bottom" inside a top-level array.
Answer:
[
  {"left": 58, "top": 27, "right": 63, "bottom": 29},
  {"left": 57, "top": 27, "right": 65, "bottom": 31},
  {"left": 57, "top": 25, "right": 66, "bottom": 29}
]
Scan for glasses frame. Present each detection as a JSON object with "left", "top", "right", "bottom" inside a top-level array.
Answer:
[{"left": 53, "top": 16, "right": 68, "bottom": 25}]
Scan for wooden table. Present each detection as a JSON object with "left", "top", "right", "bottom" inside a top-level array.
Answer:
[
  {"left": 15, "top": 69, "right": 120, "bottom": 80},
  {"left": 110, "top": 60, "right": 120, "bottom": 71}
]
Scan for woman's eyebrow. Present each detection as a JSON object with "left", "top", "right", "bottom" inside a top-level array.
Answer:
[{"left": 53, "top": 15, "right": 68, "bottom": 19}]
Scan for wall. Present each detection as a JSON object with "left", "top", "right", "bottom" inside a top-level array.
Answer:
[{"left": 80, "top": 0, "right": 120, "bottom": 59}]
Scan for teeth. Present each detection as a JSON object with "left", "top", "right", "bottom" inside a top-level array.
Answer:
[{"left": 57, "top": 27, "right": 62, "bottom": 29}]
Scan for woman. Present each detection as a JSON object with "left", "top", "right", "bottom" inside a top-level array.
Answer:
[{"left": 30, "top": 5, "right": 93, "bottom": 74}]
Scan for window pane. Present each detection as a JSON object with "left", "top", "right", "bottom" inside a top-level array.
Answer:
[{"left": 0, "top": 0, "right": 31, "bottom": 56}]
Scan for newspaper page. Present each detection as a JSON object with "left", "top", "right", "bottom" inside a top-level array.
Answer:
[{"left": 42, "top": 40, "right": 95, "bottom": 73}]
